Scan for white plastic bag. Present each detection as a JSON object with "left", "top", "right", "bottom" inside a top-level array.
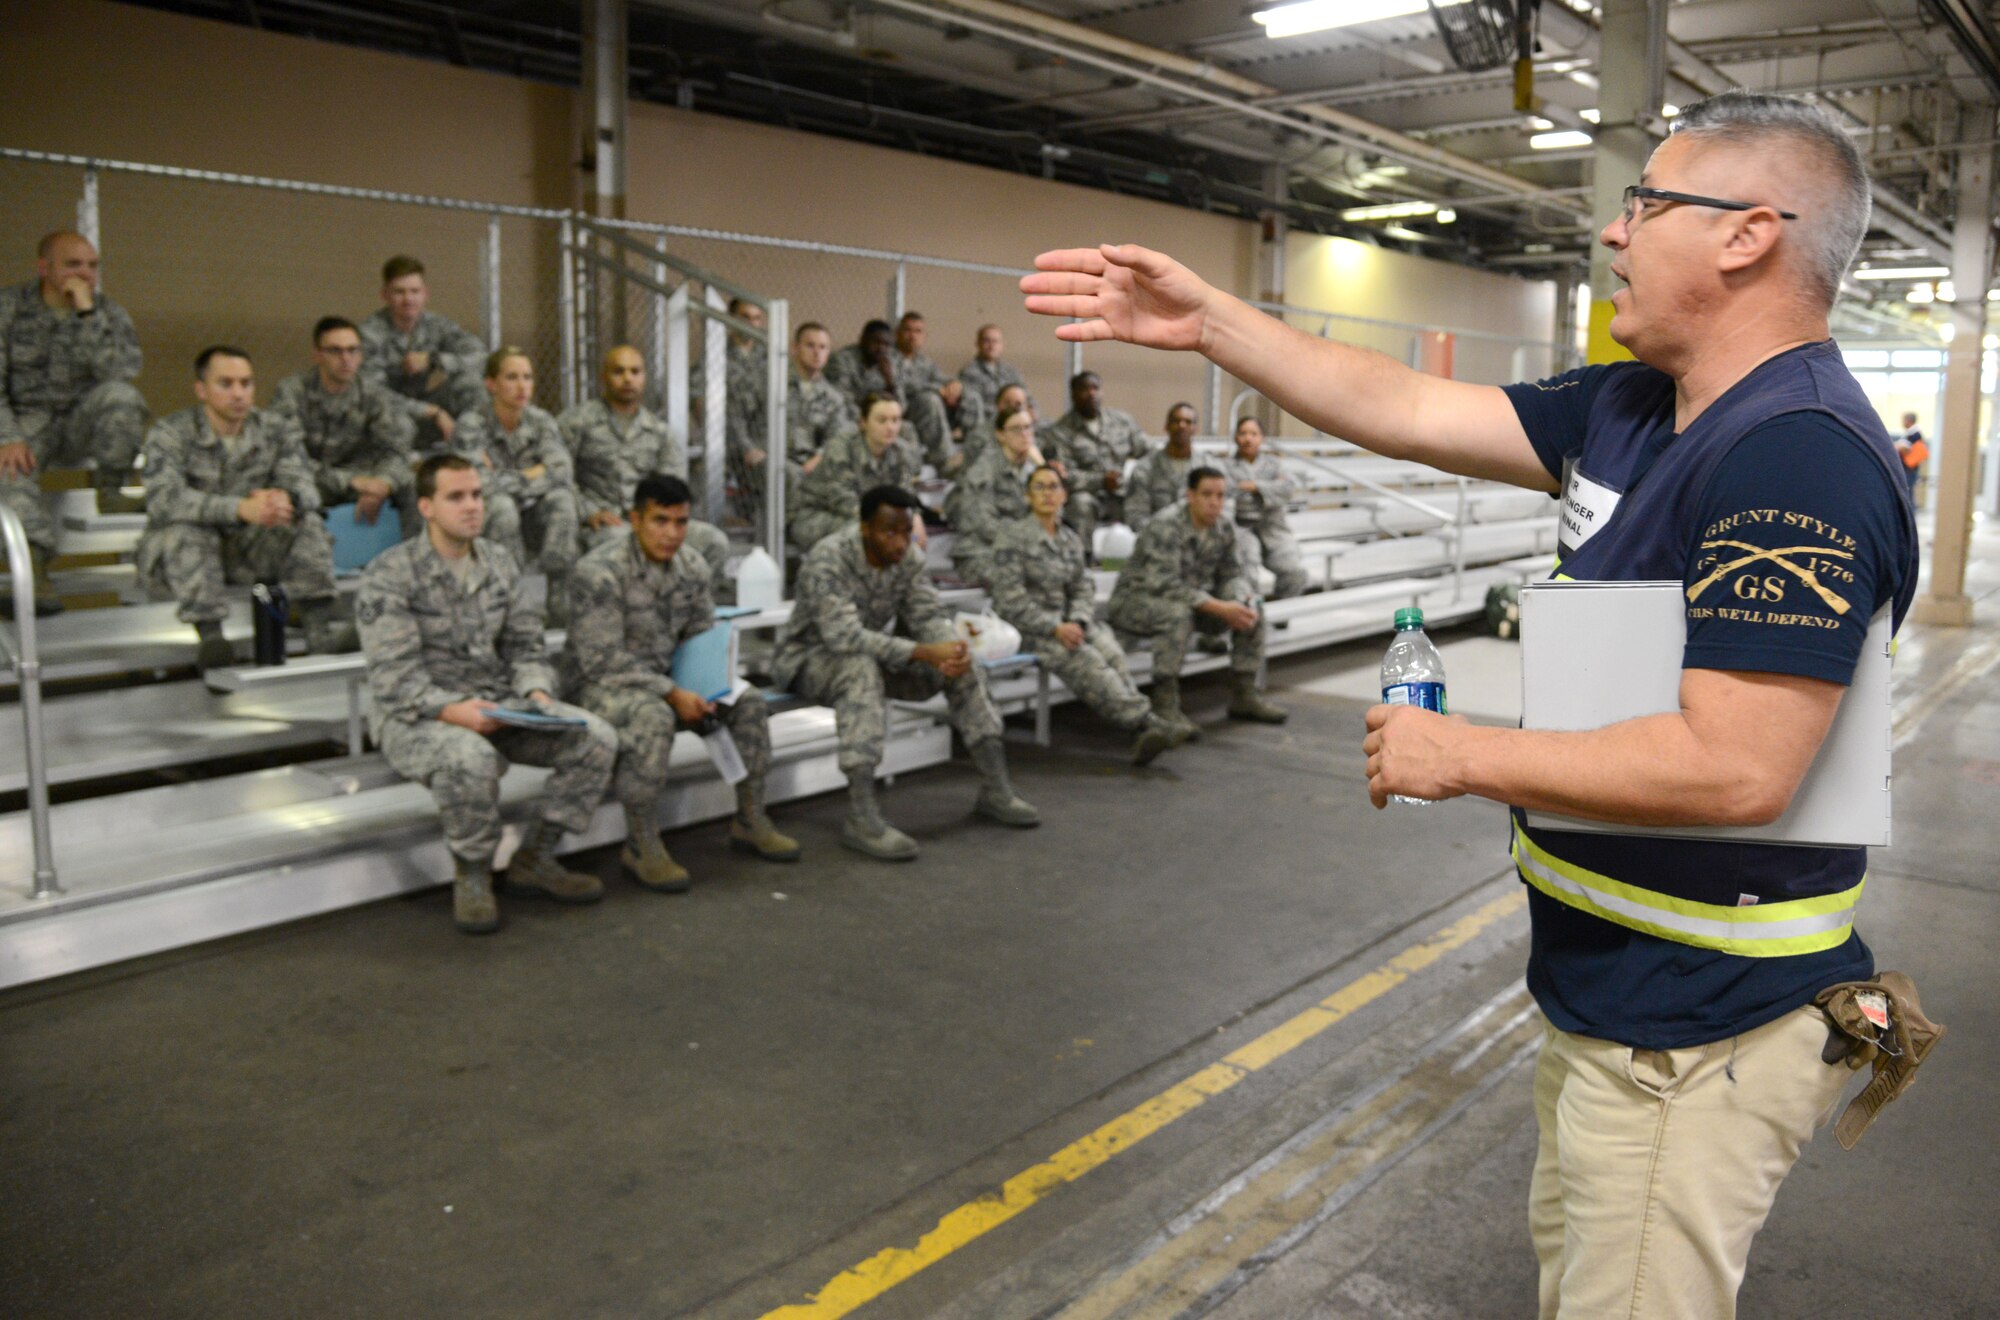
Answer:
[
  {"left": 952, "top": 611, "right": 1023, "bottom": 663},
  {"left": 1093, "top": 522, "right": 1137, "bottom": 563}
]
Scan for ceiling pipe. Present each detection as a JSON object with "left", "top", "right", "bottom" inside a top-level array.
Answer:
[{"left": 870, "top": 0, "right": 1587, "bottom": 221}]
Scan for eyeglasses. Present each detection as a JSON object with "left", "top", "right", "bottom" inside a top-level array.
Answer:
[{"left": 1620, "top": 185, "right": 1798, "bottom": 227}]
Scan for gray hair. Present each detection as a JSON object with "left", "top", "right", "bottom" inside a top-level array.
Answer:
[{"left": 1670, "top": 90, "right": 1871, "bottom": 310}]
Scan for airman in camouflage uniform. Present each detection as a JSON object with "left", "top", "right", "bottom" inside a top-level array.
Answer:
[
  {"left": 560, "top": 475, "right": 799, "bottom": 889},
  {"left": 940, "top": 406, "right": 1038, "bottom": 586},
  {"left": 1222, "top": 418, "right": 1308, "bottom": 599},
  {"left": 986, "top": 467, "right": 1180, "bottom": 765},
  {"left": 1123, "top": 403, "right": 1203, "bottom": 527},
  {"left": 358, "top": 454, "right": 615, "bottom": 933},
  {"left": 268, "top": 317, "right": 418, "bottom": 542},
  {"left": 773, "top": 487, "right": 1037, "bottom": 859},
  {"left": 1042, "top": 372, "right": 1150, "bottom": 552},
  {"left": 135, "top": 347, "right": 352, "bottom": 671},
  {"left": 1108, "top": 466, "right": 1286, "bottom": 731},
  {"left": 788, "top": 396, "right": 923, "bottom": 553},
  {"left": 827, "top": 319, "right": 954, "bottom": 471},
  {"left": 453, "top": 352, "right": 580, "bottom": 588},
  {"left": 0, "top": 233, "right": 149, "bottom": 594},
  {"left": 359, "top": 255, "right": 486, "bottom": 438},
  {"left": 957, "top": 324, "right": 1030, "bottom": 416},
  {"left": 731, "top": 321, "right": 854, "bottom": 534}
]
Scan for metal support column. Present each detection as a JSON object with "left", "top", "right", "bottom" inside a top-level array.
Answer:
[
  {"left": 887, "top": 264, "right": 907, "bottom": 323},
  {"left": 1205, "top": 360, "right": 1224, "bottom": 437},
  {"left": 1912, "top": 121, "right": 1996, "bottom": 626},
  {"left": 558, "top": 217, "right": 578, "bottom": 410},
  {"left": 702, "top": 286, "right": 729, "bottom": 524},
  {"left": 665, "top": 283, "right": 690, "bottom": 458},
  {"left": 651, "top": 235, "right": 670, "bottom": 409},
  {"left": 763, "top": 298, "right": 791, "bottom": 578},
  {"left": 482, "top": 215, "right": 503, "bottom": 350},
  {"left": 1584, "top": 0, "right": 1664, "bottom": 365},
  {"left": 78, "top": 167, "right": 100, "bottom": 253},
  {"left": 584, "top": 0, "right": 629, "bottom": 221}
]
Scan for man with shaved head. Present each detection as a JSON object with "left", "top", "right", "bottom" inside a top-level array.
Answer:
[
  {"left": 0, "top": 231, "right": 149, "bottom": 612},
  {"left": 1025, "top": 90, "right": 1920, "bottom": 1318},
  {"left": 558, "top": 343, "right": 730, "bottom": 587}
]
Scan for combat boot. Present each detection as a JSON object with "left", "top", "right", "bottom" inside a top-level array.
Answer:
[
  {"left": 502, "top": 818, "right": 605, "bottom": 903},
  {"left": 1150, "top": 674, "right": 1200, "bottom": 742},
  {"left": 302, "top": 598, "right": 360, "bottom": 654},
  {"left": 730, "top": 779, "right": 801, "bottom": 861},
  {"left": 841, "top": 771, "right": 919, "bottom": 861},
  {"left": 193, "top": 619, "right": 235, "bottom": 674},
  {"left": 1227, "top": 671, "right": 1288, "bottom": 724},
  {"left": 620, "top": 802, "right": 690, "bottom": 892},
  {"left": 452, "top": 855, "right": 500, "bottom": 934},
  {"left": 93, "top": 469, "right": 145, "bottom": 516},
  {"left": 968, "top": 738, "right": 1040, "bottom": 828},
  {"left": 1130, "top": 712, "right": 1184, "bottom": 767}
]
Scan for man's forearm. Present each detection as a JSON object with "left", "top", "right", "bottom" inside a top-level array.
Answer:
[{"left": 1452, "top": 715, "right": 1787, "bottom": 828}]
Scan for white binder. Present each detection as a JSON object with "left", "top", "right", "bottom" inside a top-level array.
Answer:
[{"left": 1519, "top": 580, "right": 1892, "bottom": 849}]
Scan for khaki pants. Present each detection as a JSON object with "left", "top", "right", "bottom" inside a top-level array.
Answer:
[{"left": 1530, "top": 1004, "right": 1850, "bottom": 1319}]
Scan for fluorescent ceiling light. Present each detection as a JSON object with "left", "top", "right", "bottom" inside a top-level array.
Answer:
[
  {"left": 1854, "top": 266, "right": 1950, "bottom": 280},
  {"left": 1436, "top": 207, "right": 1458, "bottom": 224},
  {"left": 1906, "top": 287, "right": 1934, "bottom": 304},
  {"left": 1528, "top": 116, "right": 1554, "bottom": 130},
  {"left": 1254, "top": 0, "right": 1458, "bottom": 39},
  {"left": 1339, "top": 200, "right": 1438, "bottom": 221},
  {"left": 1530, "top": 130, "right": 1592, "bottom": 150},
  {"left": 1663, "top": 103, "right": 1680, "bottom": 117},
  {"left": 1580, "top": 108, "right": 1600, "bottom": 124}
]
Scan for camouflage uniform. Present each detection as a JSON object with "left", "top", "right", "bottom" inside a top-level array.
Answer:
[
  {"left": 1042, "top": 406, "right": 1149, "bottom": 550},
  {"left": 940, "top": 442, "right": 1034, "bottom": 586},
  {"left": 956, "top": 357, "right": 1028, "bottom": 417},
  {"left": 721, "top": 341, "right": 767, "bottom": 520},
  {"left": 987, "top": 516, "right": 1149, "bottom": 729},
  {"left": 772, "top": 526, "right": 1002, "bottom": 774},
  {"left": 787, "top": 425, "right": 923, "bottom": 553},
  {"left": 358, "top": 308, "right": 486, "bottom": 429},
  {"left": 268, "top": 369, "right": 417, "bottom": 539},
  {"left": 559, "top": 398, "right": 685, "bottom": 524},
  {"left": 826, "top": 344, "right": 952, "bottom": 469},
  {"left": 453, "top": 402, "right": 580, "bottom": 577},
  {"left": 1108, "top": 504, "right": 1265, "bottom": 678},
  {"left": 731, "top": 369, "right": 853, "bottom": 533},
  {"left": 0, "top": 280, "right": 148, "bottom": 555},
  {"left": 134, "top": 406, "right": 339, "bottom": 624},
  {"left": 357, "top": 535, "right": 616, "bottom": 864},
  {"left": 1222, "top": 451, "right": 1307, "bottom": 598},
  {"left": 1122, "top": 448, "right": 1192, "bottom": 528},
  {"left": 558, "top": 533, "right": 771, "bottom": 810}
]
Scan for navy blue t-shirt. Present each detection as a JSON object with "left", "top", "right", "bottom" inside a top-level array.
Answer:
[{"left": 1500, "top": 359, "right": 1914, "bottom": 1048}]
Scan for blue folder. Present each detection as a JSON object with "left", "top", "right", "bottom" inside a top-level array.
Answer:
[{"left": 670, "top": 620, "right": 737, "bottom": 702}]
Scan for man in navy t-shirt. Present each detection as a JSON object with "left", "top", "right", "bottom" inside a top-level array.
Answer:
[{"left": 1025, "top": 89, "right": 1912, "bottom": 1319}]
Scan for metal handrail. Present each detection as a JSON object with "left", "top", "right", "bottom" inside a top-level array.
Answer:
[
  {"left": 0, "top": 503, "right": 59, "bottom": 897},
  {"left": 573, "top": 218, "right": 776, "bottom": 314}
]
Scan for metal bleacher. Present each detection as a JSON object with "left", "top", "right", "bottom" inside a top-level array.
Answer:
[{"left": 1, "top": 437, "right": 1554, "bottom": 990}]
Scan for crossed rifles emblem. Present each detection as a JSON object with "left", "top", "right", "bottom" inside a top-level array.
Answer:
[{"left": 1687, "top": 539, "right": 1854, "bottom": 615}]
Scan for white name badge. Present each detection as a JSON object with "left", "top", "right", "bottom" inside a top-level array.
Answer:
[{"left": 1557, "top": 459, "right": 1623, "bottom": 560}]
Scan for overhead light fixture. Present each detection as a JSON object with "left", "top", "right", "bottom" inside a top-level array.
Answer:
[
  {"left": 1530, "top": 130, "right": 1592, "bottom": 150},
  {"left": 1524, "top": 243, "right": 1555, "bottom": 254},
  {"left": 1339, "top": 200, "right": 1438, "bottom": 222},
  {"left": 1527, "top": 116, "right": 1554, "bottom": 130},
  {"left": 1253, "top": 0, "right": 1460, "bottom": 40},
  {"left": 1854, "top": 266, "right": 1950, "bottom": 280},
  {"left": 1906, "top": 286, "right": 1935, "bottom": 305},
  {"left": 1662, "top": 103, "right": 1681, "bottom": 117},
  {"left": 1580, "top": 108, "right": 1601, "bottom": 124},
  {"left": 1436, "top": 207, "right": 1458, "bottom": 224}
]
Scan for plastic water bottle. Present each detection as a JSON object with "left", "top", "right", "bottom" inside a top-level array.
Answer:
[
  {"left": 736, "top": 546, "right": 782, "bottom": 609},
  {"left": 1380, "top": 607, "right": 1447, "bottom": 806}
]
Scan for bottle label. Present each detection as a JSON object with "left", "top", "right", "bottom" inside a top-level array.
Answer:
[{"left": 1384, "top": 681, "right": 1447, "bottom": 713}]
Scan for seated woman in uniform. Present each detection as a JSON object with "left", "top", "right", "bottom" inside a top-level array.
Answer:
[
  {"left": 941, "top": 402, "right": 1041, "bottom": 587},
  {"left": 983, "top": 464, "right": 1183, "bottom": 766}
]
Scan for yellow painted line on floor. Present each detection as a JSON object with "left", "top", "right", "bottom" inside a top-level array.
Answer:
[{"left": 757, "top": 888, "right": 1528, "bottom": 1320}]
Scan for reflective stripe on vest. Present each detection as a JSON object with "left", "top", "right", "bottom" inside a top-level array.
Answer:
[{"left": 1512, "top": 820, "right": 1864, "bottom": 957}]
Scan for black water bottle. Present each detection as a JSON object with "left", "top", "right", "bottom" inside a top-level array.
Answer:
[{"left": 252, "top": 582, "right": 289, "bottom": 667}]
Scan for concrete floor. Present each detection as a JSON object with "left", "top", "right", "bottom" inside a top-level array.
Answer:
[{"left": 3, "top": 546, "right": 1997, "bottom": 1318}]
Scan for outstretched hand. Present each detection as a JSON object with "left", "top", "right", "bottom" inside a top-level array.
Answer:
[{"left": 1021, "top": 244, "right": 1216, "bottom": 352}]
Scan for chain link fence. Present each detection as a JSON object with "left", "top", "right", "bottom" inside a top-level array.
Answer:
[{"left": 2, "top": 146, "right": 1568, "bottom": 467}]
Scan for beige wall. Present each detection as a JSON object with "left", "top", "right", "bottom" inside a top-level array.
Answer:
[
  {"left": 1285, "top": 233, "right": 1560, "bottom": 388},
  {"left": 1, "top": 0, "right": 1547, "bottom": 438}
]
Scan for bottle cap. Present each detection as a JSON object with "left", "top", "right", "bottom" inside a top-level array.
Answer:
[{"left": 1393, "top": 607, "right": 1424, "bottom": 630}]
